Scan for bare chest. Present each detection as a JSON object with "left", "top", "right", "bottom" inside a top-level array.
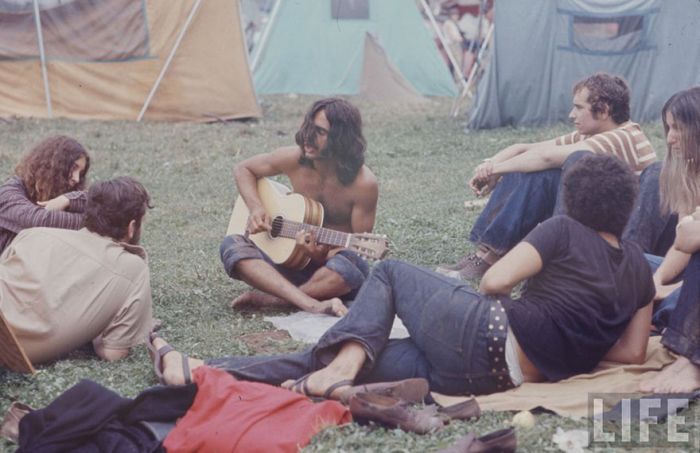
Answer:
[{"left": 289, "top": 174, "right": 354, "bottom": 231}]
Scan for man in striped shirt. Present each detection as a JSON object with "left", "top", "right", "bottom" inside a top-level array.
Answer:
[{"left": 437, "top": 73, "right": 657, "bottom": 279}]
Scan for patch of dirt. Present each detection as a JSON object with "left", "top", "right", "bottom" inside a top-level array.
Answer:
[{"left": 238, "top": 330, "right": 293, "bottom": 354}]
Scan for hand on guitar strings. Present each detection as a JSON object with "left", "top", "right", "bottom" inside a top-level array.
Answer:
[
  {"left": 247, "top": 206, "right": 272, "bottom": 234},
  {"left": 296, "top": 229, "right": 331, "bottom": 264}
]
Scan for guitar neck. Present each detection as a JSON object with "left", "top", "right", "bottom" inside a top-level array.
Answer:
[{"left": 273, "top": 219, "right": 350, "bottom": 247}]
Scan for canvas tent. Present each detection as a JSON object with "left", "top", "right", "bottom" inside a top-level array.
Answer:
[
  {"left": 468, "top": 0, "right": 700, "bottom": 129},
  {"left": 252, "top": 0, "right": 457, "bottom": 100},
  {"left": 0, "top": 0, "right": 261, "bottom": 121}
]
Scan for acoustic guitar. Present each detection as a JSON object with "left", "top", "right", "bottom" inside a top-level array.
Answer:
[{"left": 227, "top": 178, "right": 389, "bottom": 270}]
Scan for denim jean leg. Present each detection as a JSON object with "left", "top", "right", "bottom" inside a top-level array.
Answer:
[
  {"left": 623, "top": 162, "right": 677, "bottom": 255},
  {"left": 325, "top": 250, "right": 370, "bottom": 301},
  {"left": 315, "top": 260, "right": 496, "bottom": 394},
  {"left": 206, "top": 348, "right": 316, "bottom": 385},
  {"left": 662, "top": 253, "right": 700, "bottom": 365},
  {"left": 469, "top": 170, "right": 561, "bottom": 254}
]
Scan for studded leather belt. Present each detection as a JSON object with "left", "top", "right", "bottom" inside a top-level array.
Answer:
[{"left": 486, "top": 298, "right": 516, "bottom": 392}]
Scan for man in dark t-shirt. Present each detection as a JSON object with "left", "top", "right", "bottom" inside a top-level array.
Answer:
[{"left": 503, "top": 215, "right": 655, "bottom": 381}]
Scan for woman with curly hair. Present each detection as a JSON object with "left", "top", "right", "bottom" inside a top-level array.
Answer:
[{"left": 0, "top": 135, "right": 90, "bottom": 252}]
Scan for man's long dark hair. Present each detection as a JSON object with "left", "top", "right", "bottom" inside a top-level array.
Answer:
[{"left": 295, "top": 98, "right": 366, "bottom": 186}]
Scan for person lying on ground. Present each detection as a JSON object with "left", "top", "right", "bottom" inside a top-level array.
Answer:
[
  {"left": 438, "top": 72, "right": 656, "bottom": 279},
  {"left": 640, "top": 208, "right": 700, "bottom": 393},
  {"left": 220, "top": 98, "right": 378, "bottom": 317},
  {"left": 151, "top": 154, "right": 654, "bottom": 401},
  {"left": 629, "top": 87, "right": 700, "bottom": 330},
  {"left": 0, "top": 177, "right": 154, "bottom": 364},
  {"left": 0, "top": 135, "right": 90, "bottom": 253}
]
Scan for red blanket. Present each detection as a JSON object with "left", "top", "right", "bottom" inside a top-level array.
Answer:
[{"left": 164, "top": 367, "right": 352, "bottom": 452}]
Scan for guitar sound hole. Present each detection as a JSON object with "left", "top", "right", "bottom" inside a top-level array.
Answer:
[{"left": 270, "top": 216, "right": 283, "bottom": 238}]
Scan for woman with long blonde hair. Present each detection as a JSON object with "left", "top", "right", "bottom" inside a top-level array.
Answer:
[
  {"left": 640, "top": 88, "right": 700, "bottom": 393},
  {"left": 632, "top": 87, "right": 700, "bottom": 328}
]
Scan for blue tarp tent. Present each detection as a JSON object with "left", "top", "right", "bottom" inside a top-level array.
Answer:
[
  {"left": 252, "top": 0, "right": 457, "bottom": 98},
  {"left": 468, "top": 0, "right": 700, "bottom": 129}
]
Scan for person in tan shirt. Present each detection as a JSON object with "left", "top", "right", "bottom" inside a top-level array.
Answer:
[{"left": 0, "top": 176, "right": 153, "bottom": 364}]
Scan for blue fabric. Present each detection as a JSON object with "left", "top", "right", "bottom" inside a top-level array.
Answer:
[
  {"left": 219, "top": 235, "right": 369, "bottom": 299},
  {"left": 468, "top": 0, "right": 700, "bottom": 129},
  {"left": 662, "top": 253, "right": 700, "bottom": 365},
  {"left": 253, "top": 0, "right": 456, "bottom": 97},
  {"left": 469, "top": 150, "right": 589, "bottom": 255},
  {"left": 645, "top": 253, "right": 681, "bottom": 330},
  {"left": 207, "top": 260, "right": 512, "bottom": 396},
  {"left": 469, "top": 169, "right": 560, "bottom": 254},
  {"left": 623, "top": 162, "right": 677, "bottom": 255}
]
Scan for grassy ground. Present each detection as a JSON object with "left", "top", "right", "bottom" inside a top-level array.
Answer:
[{"left": 0, "top": 95, "right": 695, "bottom": 452}]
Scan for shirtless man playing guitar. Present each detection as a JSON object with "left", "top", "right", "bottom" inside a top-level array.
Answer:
[{"left": 220, "top": 98, "right": 379, "bottom": 317}]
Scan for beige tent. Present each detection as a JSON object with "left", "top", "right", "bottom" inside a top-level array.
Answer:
[
  {"left": 357, "top": 33, "right": 427, "bottom": 104},
  {"left": 0, "top": 0, "right": 261, "bottom": 121}
]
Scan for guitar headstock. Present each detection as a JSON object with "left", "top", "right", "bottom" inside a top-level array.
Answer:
[{"left": 348, "top": 233, "right": 389, "bottom": 261}]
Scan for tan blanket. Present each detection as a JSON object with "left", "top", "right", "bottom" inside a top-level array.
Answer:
[{"left": 432, "top": 337, "right": 677, "bottom": 419}]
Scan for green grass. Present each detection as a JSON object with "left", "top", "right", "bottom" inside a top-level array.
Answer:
[{"left": 0, "top": 95, "right": 695, "bottom": 452}]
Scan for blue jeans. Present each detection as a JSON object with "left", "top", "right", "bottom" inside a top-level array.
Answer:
[
  {"left": 207, "top": 260, "right": 514, "bottom": 396},
  {"left": 645, "top": 254, "right": 681, "bottom": 330},
  {"left": 662, "top": 253, "right": 700, "bottom": 365},
  {"left": 220, "top": 234, "right": 369, "bottom": 300},
  {"left": 469, "top": 151, "right": 589, "bottom": 255},
  {"left": 623, "top": 162, "right": 677, "bottom": 256}
]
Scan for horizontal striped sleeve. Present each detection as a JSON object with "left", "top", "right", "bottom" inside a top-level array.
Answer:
[{"left": 625, "top": 123, "right": 657, "bottom": 172}]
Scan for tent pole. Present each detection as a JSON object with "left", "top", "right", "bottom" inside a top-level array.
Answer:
[
  {"left": 250, "top": 0, "right": 282, "bottom": 73},
  {"left": 419, "top": 0, "right": 467, "bottom": 91},
  {"left": 451, "top": 22, "right": 493, "bottom": 117},
  {"left": 32, "top": 0, "right": 52, "bottom": 118},
  {"left": 137, "top": 0, "right": 203, "bottom": 121}
]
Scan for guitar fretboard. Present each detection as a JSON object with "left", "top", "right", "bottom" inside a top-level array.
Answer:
[{"left": 271, "top": 217, "right": 349, "bottom": 247}]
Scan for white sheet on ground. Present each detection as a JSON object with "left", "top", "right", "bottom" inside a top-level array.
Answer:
[{"left": 264, "top": 312, "right": 409, "bottom": 344}]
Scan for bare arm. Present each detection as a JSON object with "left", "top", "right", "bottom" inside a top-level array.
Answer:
[
  {"left": 233, "top": 147, "right": 300, "bottom": 233},
  {"left": 652, "top": 214, "right": 700, "bottom": 297},
  {"left": 603, "top": 302, "right": 652, "bottom": 364},
  {"left": 479, "top": 242, "right": 543, "bottom": 295},
  {"left": 675, "top": 211, "right": 700, "bottom": 254},
  {"left": 490, "top": 141, "right": 593, "bottom": 175},
  {"left": 654, "top": 246, "right": 691, "bottom": 285},
  {"left": 350, "top": 174, "right": 379, "bottom": 234},
  {"left": 469, "top": 139, "right": 556, "bottom": 195}
]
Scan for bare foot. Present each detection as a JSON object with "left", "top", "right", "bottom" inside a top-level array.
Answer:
[
  {"left": 229, "top": 290, "right": 292, "bottom": 310},
  {"left": 640, "top": 357, "right": 700, "bottom": 393},
  {"left": 282, "top": 367, "right": 354, "bottom": 400},
  {"left": 152, "top": 337, "right": 204, "bottom": 386}
]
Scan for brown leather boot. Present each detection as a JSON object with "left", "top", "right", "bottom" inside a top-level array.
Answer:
[
  {"left": 437, "top": 427, "right": 517, "bottom": 453},
  {"left": 348, "top": 392, "right": 444, "bottom": 434},
  {"left": 438, "top": 397, "right": 481, "bottom": 421},
  {"left": 341, "top": 378, "right": 430, "bottom": 404}
]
